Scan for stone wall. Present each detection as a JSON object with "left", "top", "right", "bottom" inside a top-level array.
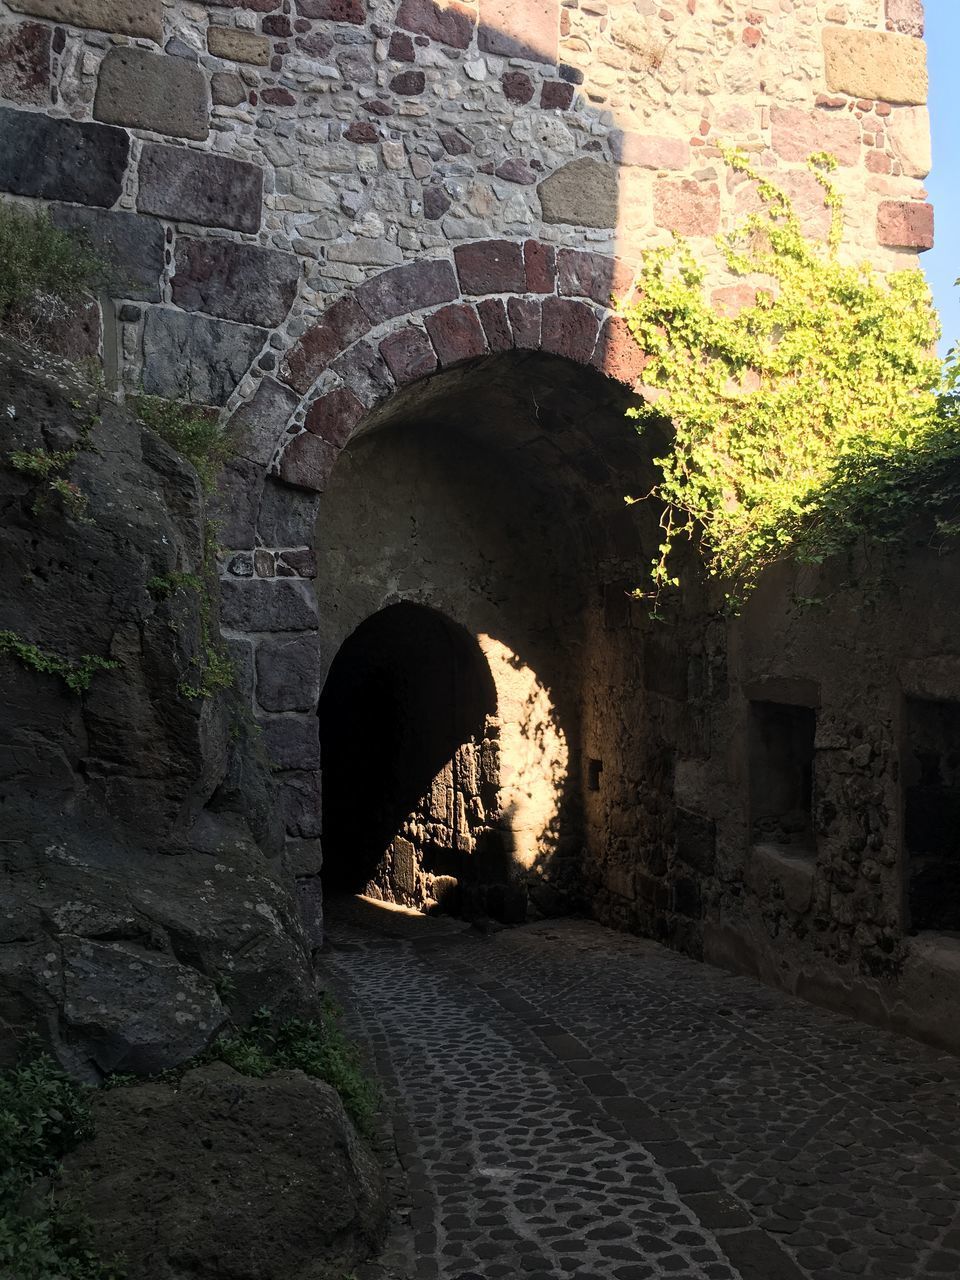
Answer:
[{"left": 1, "top": 0, "right": 952, "bottom": 1050}]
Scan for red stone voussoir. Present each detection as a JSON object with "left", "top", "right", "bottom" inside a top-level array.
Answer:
[
  {"left": 508, "top": 296, "right": 542, "bottom": 350},
  {"left": 541, "top": 296, "right": 600, "bottom": 365},
  {"left": 278, "top": 431, "right": 340, "bottom": 493},
  {"left": 424, "top": 303, "right": 488, "bottom": 366},
  {"left": 523, "top": 240, "right": 556, "bottom": 294},
  {"left": 379, "top": 326, "right": 440, "bottom": 384},
  {"left": 282, "top": 296, "right": 368, "bottom": 394},
  {"left": 303, "top": 385, "right": 367, "bottom": 448},
  {"left": 354, "top": 258, "right": 459, "bottom": 325},
  {"left": 592, "top": 314, "right": 647, "bottom": 387},
  {"left": 454, "top": 240, "right": 526, "bottom": 295},
  {"left": 476, "top": 298, "right": 513, "bottom": 353}
]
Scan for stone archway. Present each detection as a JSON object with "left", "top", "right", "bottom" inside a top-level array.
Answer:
[
  {"left": 318, "top": 602, "right": 500, "bottom": 913},
  {"left": 214, "top": 247, "right": 668, "bottom": 931}
]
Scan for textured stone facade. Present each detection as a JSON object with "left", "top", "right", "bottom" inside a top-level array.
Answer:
[{"left": 0, "top": 0, "right": 951, "bottom": 1051}]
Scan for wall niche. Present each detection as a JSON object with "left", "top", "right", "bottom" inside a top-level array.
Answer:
[
  {"left": 749, "top": 701, "right": 816, "bottom": 854},
  {"left": 904, "top": 696, "right": 960, "bottom": 934}
]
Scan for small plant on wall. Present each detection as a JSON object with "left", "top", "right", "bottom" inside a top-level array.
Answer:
[{"left": 621, "top": 148, "right": 955, "bottom": 613}]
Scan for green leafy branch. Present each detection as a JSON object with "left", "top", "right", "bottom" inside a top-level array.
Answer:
[
  {"left": 621, "top": 146, "right": 946, "bottom": 611},
  {"left": 0, "top": 630, "right": 118, "bottom": 695}
]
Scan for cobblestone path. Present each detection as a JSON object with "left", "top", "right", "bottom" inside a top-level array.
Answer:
[{"left": 322, "top": 899, "right": 960, "bottom": 1280}]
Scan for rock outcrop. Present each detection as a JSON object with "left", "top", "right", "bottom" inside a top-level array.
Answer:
[{"left": 57, "top": 1062, "right": 388, "bottom": 1280}]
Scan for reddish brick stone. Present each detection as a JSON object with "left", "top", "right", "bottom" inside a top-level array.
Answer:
[
  {"left": 876, "top": 200, "right": 934, "bottom": 249},
  {"left": 592, "top": 314, "right": 647, "bottom": 387},
  {"left": 345, "top": 121, "right": 379, "bottom": 142},
  {"left": 423, "top": 187, "right": 451, "bottom": 219},
  {"left": 454, "top": 240, "right": 525, "bottom": 295},
  {"left": 711, "top": 284, "right": 758, "bottom": 318},
  {"left": 886, "top": 0, "right": 923, "bottom": 37},
  {"left": 263, "top": 14, "right": 292, "bottom": 35},
  {"left": 541, "top": 296, "right": 599, "bottom": 364},
  {"left": 495, "top": 158, "right": 538, "bottom": 184},
  {"left": 523, "top": 240, "right": 555, "bottom": 294},
  {"left": 742, "top": 25, "right": 761, "bottom": 46},
  {"left": 609, "top": 131, "right": 688, "bottom": 170},
  {"left": 296, "top": 31, "right": 334, "bottom": 57},
  {"left": 329, "top": 339, "right": 395, "bottom": 405},
  {"left": 365, "top": 99, "right": 393, "bottom": 116},
  {"left": 439, "top": 129, "right": 471, "bottom": 155},
  {"left": 390, "top": 70, "right": 425, "bottom": 94},
  {"left": 261, "top": 87, "right": 296, "bottom": 106},
  {"left": 540, "top": 80, "right": 574, "bottom": 110},
  {"left": 388, "top": 31, "right": 415, "bottom": 60},
  {"left": 295, "top": 0, "right": 364, "bottom": 21},
  {"left": 0, "top": 22, "right": 51, "bottom": 107},
  {"left": 278, "top": 431, "right": 340, "bottom": 492},
  {"left": 866, "top": 150, "right": 892, "bottom": 174},
  {"left": 379, "top": 326, "right": 439, "bottom": 384},
  {"left": 770, "top": 106, "right": 861, "bottom": 167},
  {"left": 278, "top": 549, "right": 318, "bottom": 578},
  {"left": 557, "top": 249, "right": 632, "bottom": 305},
  {"left": 425, "top": 303, "right": 487, "bottom": 366},
  {"left": 478, "top": 0, "right": 559, "bottom": 65},
  {"left": 396, "top": 0, "right": 475, "bottom": 48},
  {"left": 508, "top": 296, "right": 541, "bottom": 349},
  {"left": 502, "top": 72, "right": 534, "bottom": 104},
  {"left": 282, "top": 296, "right": 368, "bottom": 392},
  {"left": 354, "top": 258, "right": 459, "bottom": 324},
  {"left": 653, "top": 179, "right": 720, "bottom": 236},
  {"left": 477, "top": 297, "right": 512, "bottom": 353},
  {"left": 303, "top": 385, "right": 367, "bottom": 448}
]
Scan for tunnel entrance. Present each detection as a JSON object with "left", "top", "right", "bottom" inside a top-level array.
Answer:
[{"left": 318, "top": 602, "right": 502, "bottom": 914}]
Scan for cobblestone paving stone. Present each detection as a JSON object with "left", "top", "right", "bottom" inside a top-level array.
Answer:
[{"left": 322, "top": 899, "right": 960, "bottom": 1280}]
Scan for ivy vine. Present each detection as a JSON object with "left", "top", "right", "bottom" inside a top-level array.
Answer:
[{"left": 621, "top": 147, "right": 953, "bottom": 612}]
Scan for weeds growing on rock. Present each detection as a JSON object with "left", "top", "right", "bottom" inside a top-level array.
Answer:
[
  {"left": 214, "top": 1004, "right": 380, "bottom": 1138},
  {"left": 0, "top": 204, "right": 106, "bottom": 333},
  {"left": 134, "top": 396, "right": 232, "bottom": 493},
  {"left": 0, "top": 629, "right": 119, "bottom": 694},
  {"left": 0, "top": 1053, "right": 124, "bottom": 1279}
]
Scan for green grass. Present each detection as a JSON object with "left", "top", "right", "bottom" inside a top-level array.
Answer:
[{"left": 134, "top": 396, "right": 232, "bottom": 493}]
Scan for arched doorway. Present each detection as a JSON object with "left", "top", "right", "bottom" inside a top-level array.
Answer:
[{"left": 319, "top": 602, "right": 503, "bottom": 915}]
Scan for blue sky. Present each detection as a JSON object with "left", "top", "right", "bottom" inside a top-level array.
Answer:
[{"left": 922, "top": 0, "right": 959, "bottom": 350}]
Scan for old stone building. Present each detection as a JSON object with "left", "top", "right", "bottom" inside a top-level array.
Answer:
[{"left": 0, "top": 0, "right": 951, "bottom": 1060}]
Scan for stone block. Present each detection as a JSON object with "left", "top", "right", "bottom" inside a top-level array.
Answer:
[
  {"left": 770, "top": 106, "right": 861, "bottom": 166},
  {"left": 48, "top": 205, "right": 164, "bottom": 303},
  {"left": 277, "top": 769, "right": 323, "bottom": 839},
  {"left": 173, "top": 239, "right": 300, "bottom": 327},
  {"left": 478, "top": 0, "right": 558, "bottom": 64},
  {"left": 886, "top": 0, "right": 923, "bottom": 37},
  {"left": 389, "top": 70, "right": 425, "bottom": 95},
  {"left": 94, "top": 47, "right": 209, "bottom": 141},
  {"left": 396, "top": 0, "right": 474, "bottom": 49},
  {"left": 138, "top": 144, "right": 263, "bottom": 234},
  {"left": 278, "top": 432, "right": 340, "bottom": 492},
  {"left": 6, "top": 0, "right": 162, "bottom": 41},
  {"left": 0, "top": 107, "right": 128, "bottom": 208},
  {"left": 876, "top": 199, "right": 933, "bottom": 249},
  {"left": 277, "top": 550, "right": 317, "bottom": 578},
  {"left": 0, "top": 22, "right": 51, "bottom": 107},
  {"left": 282, "top": 298, "right": 369, "bottom": 393},
  {"left": 207, "top": 26, "right": 271, "bottom": 66},
  {"left": 557, "top": 249, "right": 628, "bottom": 306},
  {"left": 257, "top": 714, "right": 320, "bottom": 770},
  {"left": 256, "top": 634, "right": 323, "bottom": 712},
  {"left": 424, "top": 303, "right": 487, "bottom": 366},
  {"left": 379, "top": 327, "right": 438, "bottom": 384},
  {"left": 141, "top": 308, "right": 267, "bottom": 406},
  {"left": 219, "top": 579, "right": 320, "bottom": 632},
  {"left": 502, "top": 72, "right": 534, "bottom": 104},
  {"left": 887, "top": 105, "right": 931, "bottom": 179},
  {"left": 653, "top": 179, "right": 720, "bottom": 236},
  {"left": 592, "top": 314, "right": 647, "bottom": 387},
  {"left": 476, "top": 297, "right": 512, "bottom": 353},
  {"left": 296, "top": 0, "right": 365, "bottom": 21},
  {"left": 540, "top": 297, "right": 598, "bottom": 364},
  {"left": 675, "top": 808, "right": 716, "bottom": 875},
  {"left": 329, "top": 339, "right": 394, "bottom": 406},
  {"left": 523, "top": 240, "right": 556, "bottom": 293},
  {"left": 303, "top": 386, "right": 367, "bottom": 449},
  {"left": 212, "top": 72, "right": 247, "bottom": 107},
  {"left": 354, "top": 258, "right": 459, "bottom": 324},
  {"left": 538, "top": 158, "right": 617, "bottom": 228},
  {"left": 257, "top": 478, "right": 321, "bottom": 546},
  {"left": 540, "top": 81, "right": 574, "bottom": 110},
  {"left": 610, "top": 130, "right": 688, "bottom": 170},
  {"left": 508, "top": 296, "right": 541, "bottom": 349},
  {"left": 454, "top": 240, "right": 525, "bottom": 295},
  {"left": 822, "top": 28, "right": 927, "bottom": 105},
  {"left": 208, "top": 456, "right": 263, "bottom": 548},
  {"left": 228, "top": 377, "right": 300, "bottom": 468}
]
